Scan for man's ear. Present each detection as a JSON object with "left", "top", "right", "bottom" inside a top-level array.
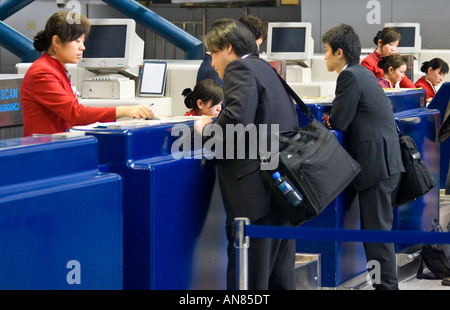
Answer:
[{"left": 336, "top": 48, "right": 344, "bottom": 59}]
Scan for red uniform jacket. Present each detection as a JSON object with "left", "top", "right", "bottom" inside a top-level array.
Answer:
[
  {"left": 414, "top": 76, "right": 435, "bottom": 101},
  {"left": 378, "top": 76, "right": 394, "bottom": 88},
  {"left": 21, "top": 53, "right": 116, "bottom": 136},
  {"left": 361, "top": 50, "right": 415, "bottom": 88}
]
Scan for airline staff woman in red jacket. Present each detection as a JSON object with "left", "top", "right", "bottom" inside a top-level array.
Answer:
[
  {"left": 361, "top": 27, "right": 415, "bottom": 88},
  {"left": 21, "top": 11, "right": 154, "bottom": 137},
  {"left": 415, "top": 58, "right": 449, "bottom": 102}
]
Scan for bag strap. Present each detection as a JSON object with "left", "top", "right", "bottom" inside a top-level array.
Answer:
[{"left": 272, "top": 67, "right": 316, "bottom": 121}]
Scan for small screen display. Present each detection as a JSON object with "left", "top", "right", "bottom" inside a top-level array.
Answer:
[
  {"left": 83, "top": 25, "right": 127, "bottom": 58},
  {"left": 271, "top": 27, "right": 306, "bottom": 53}
]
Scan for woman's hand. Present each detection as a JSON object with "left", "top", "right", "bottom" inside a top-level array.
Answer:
[{"left": 116, "top": 105, "right": 155, "bottom": 120}]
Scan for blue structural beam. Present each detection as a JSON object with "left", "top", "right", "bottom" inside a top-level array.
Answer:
[
  {"left": 0, "top": 0, "right": 35, "bottom": 20},
  {"left": 0, "top": 21, "right": 40, "bottom": 62},
  {"left": 102, "top": 0, "right": 203, "bottom": 59}
]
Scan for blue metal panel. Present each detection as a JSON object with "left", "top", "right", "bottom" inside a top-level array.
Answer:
[
  {"left": 386, "top": 88, "right": 426, "bottom": 113},
  {"left": 0, "top": 135, "right": 123, "bottom": 289},
  {"left": 428, "top": 82, "right": 450, "bottom": 188},
  {"left": 70, "top": 121, "right": 221, "bottom": 289},
  {"left": 394, "top": 108, "right": 440, "bottom": 252}
]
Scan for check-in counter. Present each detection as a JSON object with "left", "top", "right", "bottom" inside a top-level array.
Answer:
[
  {"left": 70, "top": 118, "right": 226, "bottom": 290},
  {"left": 0, "top": 134, "right": 123, "bottom": 289},
  {"left": 0, "top": 74, "right": 24, "bottom": 139},
  {"left": 427, "top": 82, "right": 450, "bottom": 188}
]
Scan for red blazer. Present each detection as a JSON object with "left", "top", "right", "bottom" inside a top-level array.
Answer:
[
  {"left": 361, "top": 50, "right": 415, "bottom": 88},
  {"left": 21, "top": 53, "right": 116, "bottom": 136},
  {"left": 184, "top": 109, "right": 197, "bottom": 116},
  {"left": 414, "top": 76, "right": 435, "bottom": 101},
  {"left": 378, "top": 76, "right": 394, "bottom": 88}
]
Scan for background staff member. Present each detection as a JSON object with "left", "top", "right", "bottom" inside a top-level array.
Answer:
[
  {"left": 361, "top": 27, "right": 415, "bottom": 88},
  {"left": 415, "top": 58, "right": 449, "bottom": 102},
  {"left": 323, "top": 24, "right": 404, "bottom": 290},
  {"left": 21, "top": 11, "right": 154, "bottom": 137},
  {"left": 377, "top": 54, "right": 409, "bottom": 88},
  {"left": 195, "top": 18, "right": 299, "bottom": 290}
]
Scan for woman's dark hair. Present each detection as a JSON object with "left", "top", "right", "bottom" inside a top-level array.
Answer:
[
  {"left": 373, "top": 27, "right": 401, "bottom": 46},
  {"left": 33, "top": 11, "right": 90, "bottom": 52},
  {"left": 420, "top": 58, "right": 449, "bottom": 75},
  {"left": 182, "top": 79, "right": 223, "bottom": 114},
  {"left": 378, "top": 54, "right": 407, "bottom": 72},
  {"left": 322, "top": 23, "right": 361, "bottom": 66},
  {"left": 203, "top": 18, "right": 259, "bottom": 57}
]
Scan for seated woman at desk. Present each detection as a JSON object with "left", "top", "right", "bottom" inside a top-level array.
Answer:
[
  {"left": 415, "top": 58, "right": 449, "bottom": 102},
  {"left": 377, "top": 54, "right": 408, "bottom": 89},
  {"left": 21, "top": 11, "right": 154, "bottom": 137},
  {"left": 182, "top": 79, "right": 223, "bottom": 117},
  {"left": 361, "top": 27, "right": 415, "bottom": 88}
]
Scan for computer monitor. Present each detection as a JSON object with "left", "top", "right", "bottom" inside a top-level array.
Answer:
[
  {"left": 78, "top": 19, "right": 144, "bottom": 76},
  {"left": 266, "top": 22, "right": 314, "bottom": 61},
  {"left": 384, "top": 23, "right": 421, "bottom": 54}
]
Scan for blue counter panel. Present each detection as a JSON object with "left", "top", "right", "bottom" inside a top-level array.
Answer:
[
  {"left": 70, "top": 121, "right": 221, "bottom": 290},
  {"left": 386, "top": 89, "right": 426, "bottom": 113},
  {"left": 0, "top": 135, "right": 123, "bottom": 289}
]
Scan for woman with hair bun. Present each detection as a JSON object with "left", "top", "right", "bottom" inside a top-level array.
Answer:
[
  {"left": 377, "top": 54, "right": 408, "bottom": 88},
  {"left": 415, "top": 58, "right": 449, "bottom": 102},
  {"left": 21, "top": 11, "right": 154, "bottom": 136},
  {"left": 182, "top": 79, "right": 223, "bottom": 117},
  {"left": 361, "top": 27, "right": 415, "bottom": 88}
]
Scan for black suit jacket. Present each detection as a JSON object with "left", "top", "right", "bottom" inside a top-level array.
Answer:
[
  {"left": 207, "top": 55, "right": 299, "bottom": 222},
  {"left": 329, "top": 64, "right": 404, "bottom": 191}
]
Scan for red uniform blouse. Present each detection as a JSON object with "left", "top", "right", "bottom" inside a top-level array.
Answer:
[
  {"left": 21, "top": 53, "right": 116, "bottom": 136},
  {"left": 414, "top": 76, "right": 435, "bottom": 101},
  {"left": 361, "top": 50, "right": 415, "bottom": 88}
]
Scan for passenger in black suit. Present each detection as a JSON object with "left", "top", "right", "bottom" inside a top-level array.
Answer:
[
  {"left": 322, "top": 24, "right": 405, "bottom": 290},
  {"left": 195, "top": 18, "right": 299, "bottom": 290}
]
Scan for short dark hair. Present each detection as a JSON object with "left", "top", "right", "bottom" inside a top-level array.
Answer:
[
  {"left": 420, "top": 58, "right": 449, "bottom": 75},
  {"left": 239, "top": 14, "right": 267, "bottom": 42},
  {"left": 203, "top": 18, "right": 259, "bottom": 57},
  {"left": 322, "top": 24, "right": 361, "bottom": 66}
]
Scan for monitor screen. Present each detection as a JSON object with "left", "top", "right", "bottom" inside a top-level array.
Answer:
[
  {"left": 270, "top": 27, "right": 306, "bottom": 53},
  {"left": 266, "top": 22, "right": 313, "bottom": 61},
  {"left": 395, "top": 27, "right": 415, "bottom": 48},
  {"left": 83, "top": 25, "right": 127, "bottom": 58},
  {"left": 139, "top": 61, "right": 167, "bottom": 97},
  {"left": 78, "top": 19, "right": 144, "bottom": 74}
]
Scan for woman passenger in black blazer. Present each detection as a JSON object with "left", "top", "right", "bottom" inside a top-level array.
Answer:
[
  {"left": 195, "top": 18, "right": 299, "bottom": 290},
  {"left": 323, "top": 24, "right": 404, "bottom": 290}
]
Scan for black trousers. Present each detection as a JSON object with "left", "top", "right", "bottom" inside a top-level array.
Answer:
[
  {"left": 225, "top": 205, "right": 296, "bottom": 290},
  {"left": 358, "top": 173, "right": 402, "bottom": 290}
]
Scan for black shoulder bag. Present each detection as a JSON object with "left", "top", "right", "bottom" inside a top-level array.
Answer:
[{"left": 261, "top": 73, "right": 361, "bottom": 226}]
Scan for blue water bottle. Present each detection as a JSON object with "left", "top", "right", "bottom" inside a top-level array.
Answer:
[{"left": 272, "top": 171, "right": 303, "bottom": 207}]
